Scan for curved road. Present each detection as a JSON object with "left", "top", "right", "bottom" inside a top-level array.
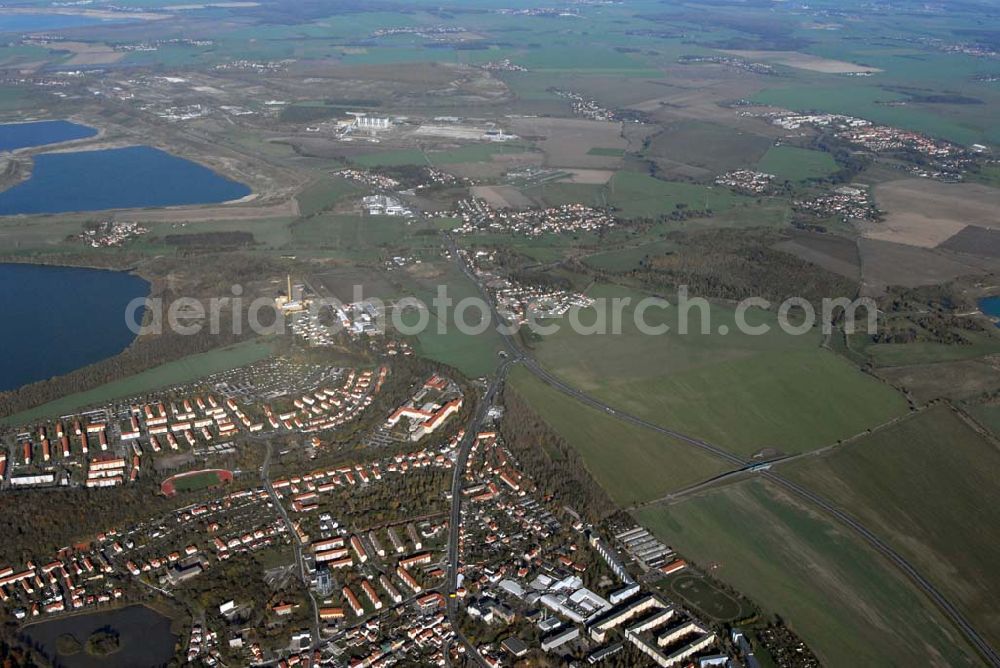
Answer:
[{"left": 444, "top": 235, "right": 1000, "bottom": 667}]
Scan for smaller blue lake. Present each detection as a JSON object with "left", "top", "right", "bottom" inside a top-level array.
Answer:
[
  {"left": 979, "top": 296, "right": 1000, "bottom": 326},
  {"left": 0, "top": 145, "right": 251, "bottom": 215},
  {"left": 0, "top": 263, "right": 149, "bottom": 393},
  {"left": 24, "top": 604, "right": 176, "bottom": 668},
  {"left": 0, "top": 120, "right": 97, "bottom": 151}
]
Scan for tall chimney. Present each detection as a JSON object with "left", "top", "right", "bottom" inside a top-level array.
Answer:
[{"left": 287, "top": 274, "right": 293, "bottom": 301}]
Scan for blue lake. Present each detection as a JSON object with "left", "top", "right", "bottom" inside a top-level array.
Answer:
[
  {"left": 980, "top": 296, "right": 1000, "bottom": 326},
  {"left": 0, "top": 145, "right": 251, "bottom": 215},
  {"left": 0, "top": 263, "right": 149, "bottom": 393},
  {"left": 0, "top": 120, "right": 97, "bottom": 151}
]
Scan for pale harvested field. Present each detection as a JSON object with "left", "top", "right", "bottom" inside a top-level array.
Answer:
[
  {"left": 50, "top": 42, "right": 125, "bottom": 66},
  {"left": 861, "top": 217, "right": 968, "bottom": 249},
  {"left": 557, "top": 168, "right": 614, "bottom": 184},
  {"left": 863, "top": 179, "right": 1000, "bottom": 248},
  {"left": 0, "top": 7, "right": 167, "bottom": 20},
  {"left": 629, "top": 80, "right": 786, "bottom": 137},
  {"left": 859, "top": 238, "right": 1000, "bottom": 294},
  {"left": 412, "top": 125, "right": 489, "bottom": 140},
  {"left": 723, "top": 50, "right": 882, "bottom": 74},
  {"left": 509, "top": 117, "right": 625, "bottom": 169},
  {"left": 470, "top": 185, "right": 534, "bottom": 209}
]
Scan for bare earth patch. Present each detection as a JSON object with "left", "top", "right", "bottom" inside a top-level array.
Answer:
[
  {"left": 859, "top": 238, "right": 1000, "bottom": 294},
  {"left": 722, "top": 50, "right": 882, "bottom": 74},
  {"left": 470, "top": 185, "right": 534, "bottom": 209},
  {"left": 864, "top": 179, "right": 1000, "bottom": 248},
  {"left": 556, "top": 168, "right": 614, "bottom": 184},
  {"left": 509, "top": 117, "right": 625, "bottom": 169},
  {"left": 47, "top": 42, "right": 125, "bottom": 66}
]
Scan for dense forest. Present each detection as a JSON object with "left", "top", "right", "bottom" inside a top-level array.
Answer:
[{"left": 590, "top": 228, "right": 859, "bottom": 306}]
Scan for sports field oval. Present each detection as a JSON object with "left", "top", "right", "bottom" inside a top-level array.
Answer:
[{"left": 161, "top": 469, "right": 233, "bottom": 496}]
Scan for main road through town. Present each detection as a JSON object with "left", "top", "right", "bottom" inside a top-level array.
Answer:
[
  {"left": 444, "top": 359, "right": 513, "bottom": 668},
  {"left": 442, "top": 235, "right": 1000, "bottom": 668},
  {"left": 261, "top": 440, "right": 322, "bottom": 655}
]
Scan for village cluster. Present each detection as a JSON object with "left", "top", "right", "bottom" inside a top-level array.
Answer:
[
  {"left": 714, "top": 170, "right": 775, "bottom": 194},
  {"left": 453, "top": 198, "right": 618, "bottom": 236},
  {"left": 677, "top": 55, "right": 775, "bottom": 76},
  {"left": 794, "top": 185, "right": 879, "bottom": 221},
  {"left": 761, "top": 111, "right": 983, "bottom": 179},
  {"left": 481, "top": 59, "right": 528, "bottom": 73},
  {"left": 549, "top": 88, "right": 618, "bottom": 121},
  {"left": 73, "top": 219, "right": 149, "bottom": 247},
  {"left": 336, "top": 169, "right": 401, "bottom": 192},
  {"left": 214, "top": 59, "right": 295, "bottom": 73},
  {"left": 462, "top": 248, "right": 595, "bottom": 324}
]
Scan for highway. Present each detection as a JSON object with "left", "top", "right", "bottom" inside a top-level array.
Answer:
[{"left": 443, "top": 234, "right": 1000, "bottom": 668}]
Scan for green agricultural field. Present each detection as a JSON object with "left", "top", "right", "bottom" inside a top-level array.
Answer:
[
  {"left": 140, "top": 217, "right": 294, "bottom": 252},
  {"left": 523, "top": 182, "right": 606, "bottom": 209},
  {"left": 354, "top": 144, "right": 530, "bottom": 168},
  {"left": 783, "top": 406, "right": 1000, "bottom": 648},
  {"left": 508, "top": 367, "right": 728, "bottom": 505},
  {"left": 0, "top": 214, "right": 293, "bottom": 258},
  {"left": 288, "top": 214, "right": 442, "bottom": 260},
  {"left": 512, "top": 45, "right": 655, "bottom": 74},
  {"left": 2, "top": 341, "right": 273, "bottom": 426},
  {"left": 855, "top": 331, "right": 1000, "bottom": 367},
  {"left": 582, "top": 240, "right": 677, "bottom": 272},
  {"left": 426, "top": 144, "right": 531, "bottom": 164},
  {"left": 607, "top": 171, "right": 745, "bottom": 218},
  {"left": 966, "top": 404, "right": 1000, "bottom": 440},
  {"left": 0, "top": 85, "right": 34, "bottom": 111},
  {"left": 296, "top": 178, "right": 361, "bottom": 217},
  {"left": 635, "top": 480, "right": 980, "bottom": 667},
  {"left": 531, "top": 284, "right": 909, "bottom": 456},
  {"left": 757, "top": 145, "right": 838, "bottom": 182},
  {"left": 971, "top": 164, "right": 1000, "bottom": 189},
  {"left": 530, "top": 172, "right": 753, "bottom": 220},
  {"left": 394, "top": 263, "right": 507, "bottom": 378},
  {"left": 353, "top": 149, "right": 430, "bottom": 168},
  {"left": 644, "top": 120, "right": 774, "bottom": 174},
  {"left": 680, "top": 199, "right": 793, "bottom": 230}
]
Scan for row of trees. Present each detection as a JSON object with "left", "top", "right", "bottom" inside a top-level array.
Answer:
[{"left": 499, "top": 386, "right": 617, "bottom": 524}]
